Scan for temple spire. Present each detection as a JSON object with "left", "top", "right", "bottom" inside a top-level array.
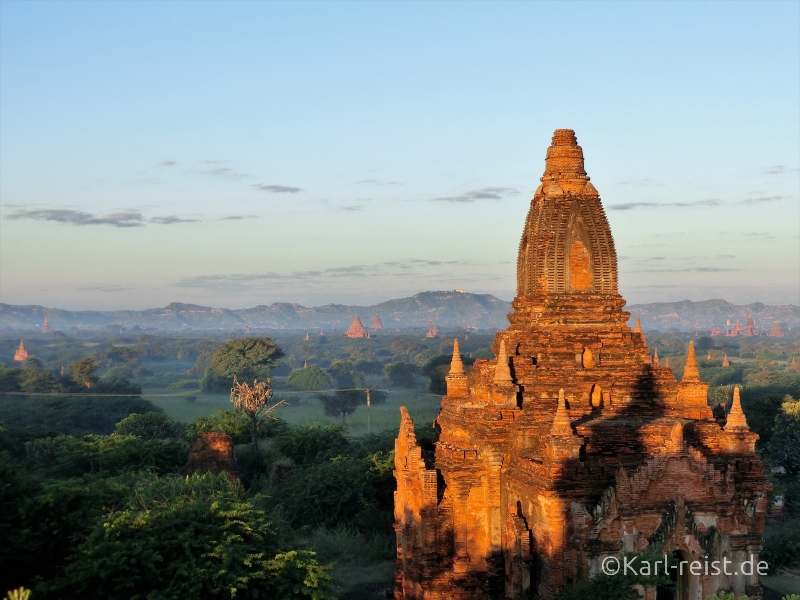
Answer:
[
  {"left": 682, "top": 341, "right": 700, "bottom": 382},
  {"left": 653, "top": 349, "right": 660, "bottom": 368},
  {"left": 445, "top": 338, "right": 468, "bottom": 398},
  {"left": 494, "top": 339, "right": 513, "bottom": 384},
  {"left": 13, "top": 340, "right": 29, "bottom": 362},
  {"left": 725, "top": 386, "right": 749, "bottom": 431},
  {"left": 634, "top": 315, "right": 646, "bottom": 343},
  {"left": 551, "top": 389, "right": 573, "bottom": 436},
  {"left": 449, "top": 339, "right": 464, "bottom": 376}
]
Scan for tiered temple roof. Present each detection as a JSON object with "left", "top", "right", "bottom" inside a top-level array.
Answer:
[
  {"left": 13, "top": 340, "right": 29, "bottom": 362},
  {"left": 426, "top": 319, "right": 439, "bottom": 338},
  {"left": 767, "top": 322, "right": 786, "bottom": 337},
  {"left": 344, "top": 315, "right": 370, "bottom": 338},
  {"left": 394, "top": 130, "right": 769, "bottom": 600}
]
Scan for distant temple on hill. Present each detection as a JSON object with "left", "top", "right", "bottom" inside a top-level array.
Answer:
[
  {"left": 426, "top": 319, "right": 439, "bottom": 338},
  {"left": 13, "top": 340, "right": 29, "bottom": 362},
  {"left": 371, "top": 313, "right": 384, "bottom": 329},
  {"left": 345, "top": 315, "right": 370, "bottom": 338},
  {"left": 393, "top": 130, "right": 769, "bottom": 600},
  {"left": 712, "top": 315, "right": 760, "bottom": 337},
  {"left": 767, "top": 322, "right": 786, "bottom": 337},
  {"left": 41, "top": 316, "right": 52, "bottom": 333}
]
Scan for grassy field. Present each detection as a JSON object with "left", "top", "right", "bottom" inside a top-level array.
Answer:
[{"left": 146, "top": 386, "right": 442, "bottom": 436}]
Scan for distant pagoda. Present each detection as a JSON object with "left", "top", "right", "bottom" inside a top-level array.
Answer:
[
  {"left": 743, "top": 314, "right": 758, "bottom": 336},
  {"left": 767, "top": 322, "right": 786, "bottom": 337},
  {"left": 370, "top": 313, "right": 384, "bottom": 329},
  {"left": 345, "top": 316, "right": 370, "bottom": 338},
  {"left": 13, "top": 340, "right": 29, "bottom": 362},
  {"left": 41, "top": 317, "right": 52, "bottom": 333},
  {"left": 426, "top": 319, "right": 439, "bottom": 338}
]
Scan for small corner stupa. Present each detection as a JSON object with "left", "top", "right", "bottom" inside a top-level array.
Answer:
[{"left": 345, "top": 315, "right": 370, "bottom": 338}]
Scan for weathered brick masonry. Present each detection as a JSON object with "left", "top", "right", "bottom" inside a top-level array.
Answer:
[{"left": 394, "top": 130, "right": 769, "bottom": 600}]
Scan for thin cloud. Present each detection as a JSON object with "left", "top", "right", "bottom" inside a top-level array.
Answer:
[
  {"left": 150, "top": 215, "right": 200, "bottom": 224},
  {"left": 78, "top": 284, "right": 136, "bottom": 293},
  {"left": 217, "top": 215, "right": 258, "bottom": 221},
  {"left": 253, "top": 184, "right": 303, "bottom": 194},
  {"left": 201, "top": 167, "right": 248, "bottom": 179},
  {"left": 338, "top": 205, "right": 363, "bottom": 212},
  {"left": 432, "top": 186, "right": 518, "bottom": 203},
  {"left": 5, "top": 209, "right": 145, "bottom": 228},
  {"left": 736, "top": 195, "right": 784, "bottom": 205},
  {"left": 764, "top": 165, "right": 785, "bottom": 175},
  {"left": 176, "top": 258, "right": 476, "bottom": 288},
  {"left": 355, "top": 179, "right": 402, "bottom": 185},
  {"left": 159, "top": 160, "right": 176, "bottom": 167},
  {"left": 607, "top": 199, "right": 722, "bottom": 211}
]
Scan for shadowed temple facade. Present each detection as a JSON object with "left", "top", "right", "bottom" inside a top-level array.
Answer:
[{"left": 393, "top": 130, "right": 770, "bottom": 600}]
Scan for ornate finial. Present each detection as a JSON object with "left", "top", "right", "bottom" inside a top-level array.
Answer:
[
  {"left": 653, "top": 349, "right": 661, "bottom": 368},
  {"left": 542, "top": 129, "right": 588, "bottom": 183},
  {"left": 664, "top": 357, "right": 670, "bottom": 369},
  {"left": 551, "top": 389, "right": 573, "bottom": 436},
  {"left": 682, "top": 341, "right": 700, "bottom": 382},
  {"left": 725, "top": 386, "right": 749, "bottom": 431},
  {"left": 494, "top": 339, "right": 513, "bottom": 384},
  {"left": 449, "top": 339, "right": 464, "bottom": 376}
]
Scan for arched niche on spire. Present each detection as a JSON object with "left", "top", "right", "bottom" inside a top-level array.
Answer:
[
  {"left": 565, "top": 212, "right": 594, "bottom": 293},
  {"left": 590, "top": 384, "right": 602, "bottom": 408},
  {"left": 582, "top": 347, "right": 596, "bottom": 369}
]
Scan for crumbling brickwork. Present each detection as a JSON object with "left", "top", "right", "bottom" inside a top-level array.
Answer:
[{"left": 394, "top": 130, "right": 770, "bottom": 600}]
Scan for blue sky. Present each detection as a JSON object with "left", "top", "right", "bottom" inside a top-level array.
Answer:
[{"left": 1, "top": 1, "right": 798, "bottom": 310}]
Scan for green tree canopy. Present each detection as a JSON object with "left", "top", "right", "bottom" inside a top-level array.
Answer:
[
  {"left": 285, "top": 365, "right": 332, "bottom": 391},
  {"left": 384, "top": 362, "right": 421, "bottom": 388},
  {"left": 71, "top": 357, "right": 99, "bottom": 389},
  {"left": 46, "top": 474, "right": 333, "bottom": 599},
  {"left": 114, "top": 412, "right": 183, "bottom": 440},
  {"left": 390, "top": 338, "right": 422, "bottom": 362},
  {"left": 327, "top": 359, "right": 364, "bottom": 388},
  {"left": 769, "top": 395, "right": 800, "bottom": 475},
  {"left": 201, "top": 337, "right": 284, "bottom": 392},
  {"left": 319, "top": 389, "right": 363, "bottom": 424}
]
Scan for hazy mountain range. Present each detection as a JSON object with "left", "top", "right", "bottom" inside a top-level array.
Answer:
[{"left": 1, "top": 292, "right": 798, "bottom": 333}]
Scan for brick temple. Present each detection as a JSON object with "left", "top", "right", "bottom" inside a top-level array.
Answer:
[
  {"left": 345, "top": 315, "right": 370, "bottom": 338},
  {"left": 393, "top": 130, "right": 769, "bottom": 600},
  {"left": 13, "top": 340, "right": 29, "bottom": 362}
]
